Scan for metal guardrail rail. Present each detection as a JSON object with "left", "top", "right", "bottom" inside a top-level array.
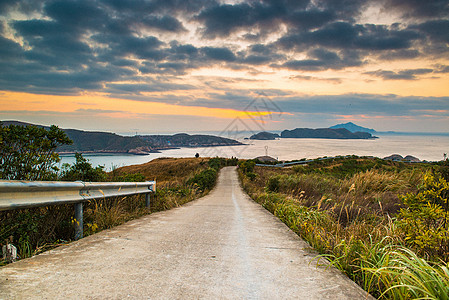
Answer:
[
  {"left": 256, "top": 155, "right": 425, "bottom": 168},
  {"left": 256, "top": 156, "right": 338, "bottom": 168},
  {"left": 0, "top": 180, "right": 156, "bottom": 239}
]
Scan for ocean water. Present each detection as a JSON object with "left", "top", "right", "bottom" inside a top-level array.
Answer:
[{"left": 59, "top": 134, "right": 449, "bottom": 170}]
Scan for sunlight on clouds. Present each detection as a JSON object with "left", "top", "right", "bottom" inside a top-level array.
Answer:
[{"left": 0, "top": 91, "right": 273, "bottom": 120}]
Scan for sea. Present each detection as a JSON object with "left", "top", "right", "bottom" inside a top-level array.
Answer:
[{"left": 59, "top": 133, "right": 449, "bottom": 171}]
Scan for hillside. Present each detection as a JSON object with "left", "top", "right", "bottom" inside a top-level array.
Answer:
[
  {"left": 1, "top": 121, "right": 242, "bottom": 154},
  {"left": 138, "top": 133, "right": 242, "bottom": 148},
  {"left": 249, "top": 132, "right": 280, "bottom": 140},
  {"left": 329, "top": 122, "right": 376, "bottom": 134},
  {"left": 281, "top": 128, "right": 376, "bottom": 139},
  {"left": 112, "top": 157, "right": 209, "bottom": 185}
]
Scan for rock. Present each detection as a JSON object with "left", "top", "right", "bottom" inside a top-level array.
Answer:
[
  {"left": 384, "top": 154, "right": 404, "bottom": 161},
  {"left": 403, "top": 155, "right": 420, "bottom": 162},
  {"left": 384, "top": 154, "right": 421, "bottom": 162},
  {"left": 2, "top": 243, "right": 17, "bottom": 263},
  {"left": 255, "top": 156, "right": 278, "bottom": 162}
]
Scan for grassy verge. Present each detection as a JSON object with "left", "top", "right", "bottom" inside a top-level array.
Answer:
[
  {"left": 1, "top": 157, "right": 237, "bottom": 265},
  {"left": 239, "top": 156, "right": 448, "bottom": 299}
]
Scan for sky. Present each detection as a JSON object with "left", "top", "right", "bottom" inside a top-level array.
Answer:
[{"left": 0, "top": 0, "right": 448, "bottom": 134}]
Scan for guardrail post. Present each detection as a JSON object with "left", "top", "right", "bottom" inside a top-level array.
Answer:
[
  {"left": 74, "top": 202, "right": 83, "bottom": 240},
  {"left": 145, "top": 193, "right": 151, "bottom": 208}
]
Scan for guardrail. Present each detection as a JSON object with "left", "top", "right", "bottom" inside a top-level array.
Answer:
[{"left": 0, "top": 180, "right": 156, "bottom": 240}]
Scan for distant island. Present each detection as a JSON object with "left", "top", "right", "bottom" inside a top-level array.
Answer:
[
  {"left": 281, "top": 128, "right": 376, "bottom": 139},
  {"left": 248, "top": 122, "right": 378, "bottom": 140},
  {"left": 249, "top": 132, "right": 280, "bottom": 140},
  {"left": 329, "top": 122, "right": 376, "bottom": 134},
  {"left": 1, "top": 121, "right": 243, "bottom": 155}
]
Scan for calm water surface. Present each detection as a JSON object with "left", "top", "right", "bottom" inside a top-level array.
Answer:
[{"left": 59, "top": 134, "right": 449, "bottom": 170}]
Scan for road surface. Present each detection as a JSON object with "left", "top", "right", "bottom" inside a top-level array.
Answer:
[{"left": 0, "top": 166, "right": 372, "bottom": 299}]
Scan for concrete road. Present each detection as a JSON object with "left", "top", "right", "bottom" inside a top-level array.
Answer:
[{"left": 0, "top": 167, "right": 372, "bottom": 299}]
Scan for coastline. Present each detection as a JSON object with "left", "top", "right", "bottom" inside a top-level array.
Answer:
[{"left": 57, "top": 142, "right": 245, "bottom": 156}]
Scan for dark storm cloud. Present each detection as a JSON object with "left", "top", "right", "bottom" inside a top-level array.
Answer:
[
  {"left": 238, "top": 43, "right": 285, "bottom": 65},
  {"left": 201, "top": 47, "right": 236, "bottom": 62},
  {"left": 105, "top": 82, "right": 194, "bottom": 94},
  {"left": 277, "top": 22, "right": 421, "bottom": 51},
  {"left": 0, "top": 0, "right": 44, "bottom": 15},
  {"left": 385, "top": 0, "right": 449, "bottom": 19},
  {"left": 378, "top": 49, "right": 421, "bottom": 60},
  {"left": 312, "top": 0, "right": 369, "bottom": 23},
  {"left": 413, "top": 20, "right": 449, "bottom": 44},
  {"left": 44, "top": 0, "right": 107, "bottom": 30},
  {"left": 140, "top": 15, "right": 186, "bottom": 32},
  {"left": 196, "top": 3, "right": 257, "bottom": 37},
  {"left": 195, "top": 0, "right": 367, "bottom": 39},
  {"left": 365, "top": 68, "right": 436, "bottom": 80},
  {"left": 0, "top": 35, "right": 23, "bottom": 59},
  {"left": 195, "top": 0, "right": 373, "bottom": 40},
  {"left": 275, "top": 48, "right": 362, "bottom": 71},
  {"left": 286, "top": 10, "right": 336, "bottom": 30}
]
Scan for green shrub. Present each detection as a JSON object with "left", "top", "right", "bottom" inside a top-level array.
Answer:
[
  {"left": 246, "top": 172, "right": 257, "bottom": 181},
  {"left": 396, "top": 170, "right": 449, "bottom": 260},
  {"left": 208, "top": 157, "right": 226, "bottom": 170},
  {"left": 187, "top": 168, "right": 218, "bottom": 191},
  {"left": 226, "top": 157, "right": 239, "bottom": 166},
  {"left": 239, "top": 160, "right": 256, "bottom": 174},
  {"left": 60, "top": 153, "right": 107, "bottom": 182},
  {"left": 266, "top": 176, "right": 280, "bottom": 192}
]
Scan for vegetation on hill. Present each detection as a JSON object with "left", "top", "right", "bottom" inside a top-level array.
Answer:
[
  {"left": 138, "top": 133, "right": 242, "bottom": 148},
  {"left": 1, "top": 121, "right": 242, "bottom": 154},
  {"left": 59, "top": 129, "right": 151, "bottom": 153},
  {"left": 239, "top": 156, "right": 449, "bottom": 299}
]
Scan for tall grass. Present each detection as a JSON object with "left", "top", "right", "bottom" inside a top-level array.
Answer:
[
  {"left": 363, "top": 248, "right": 449, "bottom": 299},
  {"left": 239, "top": 157, "right": 448, "bottom": 299}
]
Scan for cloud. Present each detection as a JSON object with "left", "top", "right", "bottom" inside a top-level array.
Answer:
[
  {"left": 277, "top": 22, "right": 421, "bottom": 52},
  {"left": 0, "top": 0, "right": 448, "bottom": 116},
  {"left": 273, "top": 94, "right": 449, "bottom": 117},
  {"left": 105, "top": 82, "right": 195, "bottom": 94},
  {"left": 385, "top": 0, "right": 449, "bottom": 19},
  {"left": 44, "top": 0, "right": 107, "bottom": 30},
  {"left": 365, "top": 68, "right": 435, "bottom": 80},
  {"left": 378, "top": 49, "right": 421, "bottom": 60},
  {"left": 200, "top": 47, "right": 236, "bottom": 62},
  {"left": 140, "top": 15, "right": 186, "bottom": 32},
  {"left": 289, "top": 75, "right": 342, "bottom": 84},
  {"left": 75, "top": 108, "right": 123, "bottom": 114},
  {"left": 414, "top": 20, "right": 449, "bottom": 44},
  {"left": 274, "top": 48, "right": 363, "bottom": 71}
]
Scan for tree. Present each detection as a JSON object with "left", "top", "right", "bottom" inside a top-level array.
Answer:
[
  {"left": 0, "top": 123, "right": 72, "bottom": 180},
  {"left": 59, "top": 153, "right": 106, "bottom": 182}
]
